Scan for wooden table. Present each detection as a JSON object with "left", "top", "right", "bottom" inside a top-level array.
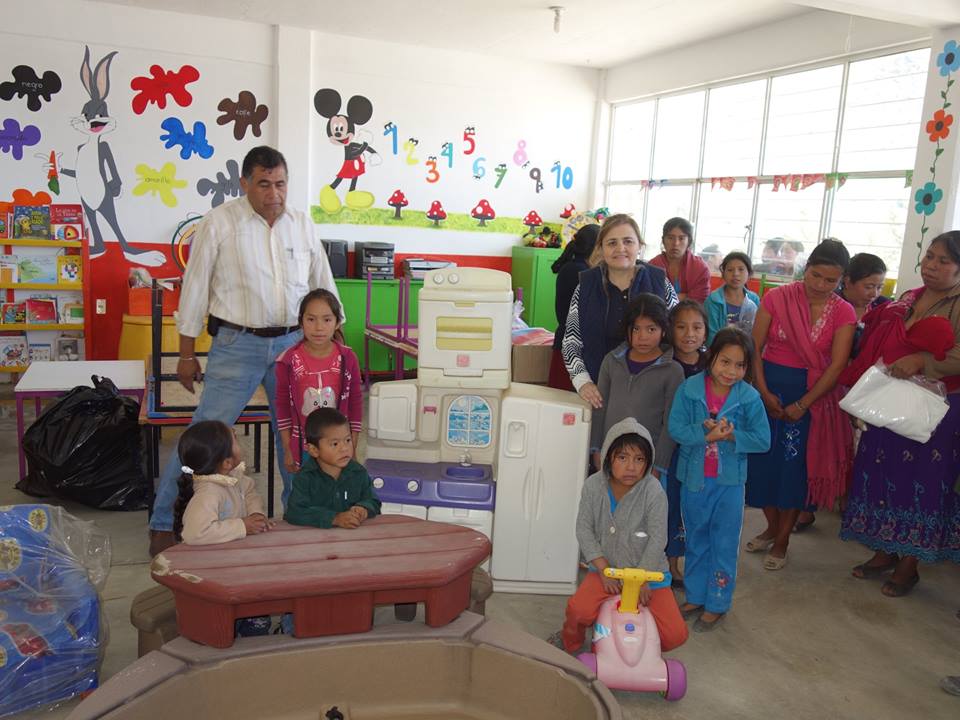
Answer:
[
  {"left": 151, "top": 515, "right": 491, "bottom": 648},
  {"left": 14, "top": 360, "right": 146, "bottom": 481}
]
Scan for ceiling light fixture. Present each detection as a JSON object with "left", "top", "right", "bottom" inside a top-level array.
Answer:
[{"left": 550, "top": 6, "right": 564, "bottom": 34}]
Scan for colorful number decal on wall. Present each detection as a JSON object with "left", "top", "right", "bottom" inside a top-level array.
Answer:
[
  {"left": 440, "top": 142, "right": 454, "bottom": 169},
  {"left": 383, "top": 122, "right": 398, "bottom": 155},
  {"left": 513, "top": 140, "right": 528, "bottom": 167},
  {"left": 425, "top": 156, "right": 440, "bottom": 183},
  {"left": 551, "top": 161, "right": 574, "bottom": 190},
  {"left": 529, "top": 166, "right": 543, "bottom": 193},
  {"left": 494, "top": 163, "right": 507, "bottom": 189},
  {"left": 463, "top": 126, "right": 476, "bottom": 155},
  {"left": 472, "top": 156, "right": 486, "bottom": 179},
  {"left": 403, "top": 138, "right": 420, "bottom": 165}
]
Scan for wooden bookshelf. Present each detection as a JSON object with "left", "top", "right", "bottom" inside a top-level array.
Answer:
[
  {"left": 0, "top": 225, "right": 91, "bottom": 373},
  {"left": 6, "top": 239, "right": 83, "bottom": 248},
  {"left": 1, "top": 323, "right": 83, "bottom": 331},
  {"left": 0, "top": 282, "right": 82, "bottom": 291}
]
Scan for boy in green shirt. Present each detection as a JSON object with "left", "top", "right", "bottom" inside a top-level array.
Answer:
[{"left": 284, "top": 407, "right": 381, "bottom": 528}]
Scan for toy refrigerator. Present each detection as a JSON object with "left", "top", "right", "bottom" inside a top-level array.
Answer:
[{"left": 491, "top": 383, "right": 591, "bottom": 595}]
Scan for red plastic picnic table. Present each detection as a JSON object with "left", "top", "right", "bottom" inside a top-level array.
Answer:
[{"left": 151, "top": 515, "right": 491, "bottom": 648}]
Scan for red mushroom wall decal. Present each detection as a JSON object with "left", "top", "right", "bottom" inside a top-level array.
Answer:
[
  {"left": 522, "top": 210, "right": 543, "bottom": 232},
  {"left": 426, "top": 200, "right": 447, "bottom": 227},
  {"left": 471, "top": 199, "right": 495, "bottom": 227},
  {"left": 560, "top": 203, "right": 576, "bottom": 219},
  {"left": 387, "top": 189, "right": 408, "bottom": 219}
]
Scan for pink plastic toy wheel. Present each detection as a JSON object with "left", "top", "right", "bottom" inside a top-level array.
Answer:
[
  {"left": 576, "top": 652, "right": 598, "bottom": 675},
  {"left": 663, "top": 659, "right": 686, "bottom": 701}
]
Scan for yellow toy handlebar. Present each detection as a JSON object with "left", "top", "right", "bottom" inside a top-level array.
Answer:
[{"left": 603, "top": 567, "right": 666, "bottom": 614}]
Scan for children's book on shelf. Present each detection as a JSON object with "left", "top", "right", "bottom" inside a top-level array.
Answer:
[
  {"left": 55, "top": 335, "right": 83, "bottom": 361},
  {"left": 0, "top": 202, "right": 11, "bottom": 239},
  {"left": 25, "top": 297, "right": 58, "bottom": 324},
  {"left": 0, "top": 335, "right": 28, "bottom": 367},
  {"left": 1, "top": 302, "right": 25, "bottom": 324},
  {"left": 12, "top": 205, "right": 51, "bottom": 239},
  {"left": 28, "top": 343, "right": 51, "bottom": 362},
  {"left": 18, "top": 255, "right": 58, "bottom": 284},
  {"left": 0, "top": 254, "right": 18, "bottom": 283},
  {"left": 50, "top": 204, "right": 84, "bottom": 241},
  {"left": 57, "top": 255, "right": 82, "bottom": 283},
  {"left": 60, "top": 302, "right": 83, "bottom": 324}
]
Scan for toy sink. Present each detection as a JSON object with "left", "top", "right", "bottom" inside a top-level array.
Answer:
[
  {"left": 441, "top": 464, "right": 489, "bottom": 481},
  {"left": 67, "top": 613, "right": 620, "bottom": 720}
]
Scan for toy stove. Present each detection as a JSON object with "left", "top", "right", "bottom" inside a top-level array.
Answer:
[
  {"left": 366, "top": 459, "right": 495, "bottom": 513},
  {"left": 366, "top": 267, "right": 592, "bottom": 592},
  {"left": 367, "top": 458, "right": 496, "bottom": 570}
]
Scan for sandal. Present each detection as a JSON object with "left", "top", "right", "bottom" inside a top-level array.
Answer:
[
  {"left": 881, "top": 574, "right": 919, "bottom": 598},
  {"left": 793, "top": 517, "right": 816, "bottom": 533},
  {"left": 763, "top": 553, "right": 787, "bottom": 571},
  {"left": 693, "top": 613, "right": 725, "bottom": 633},
  {"left": 745, "top": 535, "right": 775, "bottom": 553},
  {"left": 680, "top": 604, "right": 704, "bottom": 620},
  {"left": 851, "top": 560, "right": 897, "bottom": 579}
]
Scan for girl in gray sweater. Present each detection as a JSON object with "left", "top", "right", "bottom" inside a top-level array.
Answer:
[{"left": 549, "top": 418, "right": 688, "bottom": 655}]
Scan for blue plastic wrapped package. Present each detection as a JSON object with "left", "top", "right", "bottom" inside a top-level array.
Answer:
[{"left": 0, "top": 504, "right": 110, "bottom": 717}]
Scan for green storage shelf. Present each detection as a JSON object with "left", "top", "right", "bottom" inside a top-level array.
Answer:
[{"left": 336, "top": 278, "right": 422, "bottom": 373}]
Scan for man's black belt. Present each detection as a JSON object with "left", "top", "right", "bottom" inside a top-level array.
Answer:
[{"left": 210, "top": 316, "right": 299, "bottom": 338}]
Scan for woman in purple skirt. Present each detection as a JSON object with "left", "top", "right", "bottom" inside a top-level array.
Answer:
[{"left": 840, "top": 231, "right": 960, "bottom": 597}]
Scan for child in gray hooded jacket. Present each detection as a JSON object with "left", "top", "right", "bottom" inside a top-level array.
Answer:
[{"left": 550, "top": 418, "right": 688, "bottom": 654}]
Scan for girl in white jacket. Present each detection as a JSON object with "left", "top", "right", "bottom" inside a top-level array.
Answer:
[
  {"left": 173, "top": 420, "right": 270, "bottom": 545},
  {"left": 171, "top": 420, "right": 272, "bottom": 636}
]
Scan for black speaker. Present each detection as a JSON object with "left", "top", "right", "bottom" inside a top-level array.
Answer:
[{"left": 322, "top": 239, "right": 347, "bottom": 278}]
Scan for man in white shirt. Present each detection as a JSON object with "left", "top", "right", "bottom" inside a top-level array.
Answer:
[{"left": 149, "top": 146, "right": 341, "bottom": 556}]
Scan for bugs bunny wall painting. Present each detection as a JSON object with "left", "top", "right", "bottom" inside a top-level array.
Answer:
[{"left": 61, "top": 47, "right": 164, "bottom": 266}]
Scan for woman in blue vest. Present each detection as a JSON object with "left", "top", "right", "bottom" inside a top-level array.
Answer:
[{"left": 562, "top": 213, "right": 678, "bottom": 410}]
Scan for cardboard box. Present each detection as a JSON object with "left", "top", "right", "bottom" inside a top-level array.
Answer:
[{"left": 511, "top": 343, "right": 552, "bottom": 384}]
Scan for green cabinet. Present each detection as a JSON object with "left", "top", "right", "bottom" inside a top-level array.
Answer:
[
  {"left": 511, "top": 246, "right": 563, "bottom": 331},
  {"left": 335, "top": 278, "right": 422, "bottom": 372}
]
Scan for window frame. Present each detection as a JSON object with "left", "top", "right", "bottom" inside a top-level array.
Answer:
[{"left": 602, "top": 42, "right": 930, "bottom": 275}]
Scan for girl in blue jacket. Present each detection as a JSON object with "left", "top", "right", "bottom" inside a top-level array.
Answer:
[
  {"left": 668, "top": 327, "right": 771, "bottom": 632},
  {"left": 704, "top": 252, "right": 761, "bottom": 345}
]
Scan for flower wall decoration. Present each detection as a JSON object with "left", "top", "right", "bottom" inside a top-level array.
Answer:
[{"left": 914, "top": 38, "right": 958, "bottom": 270}]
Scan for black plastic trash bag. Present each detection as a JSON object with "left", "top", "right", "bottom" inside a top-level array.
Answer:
[{"left": 17, "top": 375, "right": 148, "bottom": 511}]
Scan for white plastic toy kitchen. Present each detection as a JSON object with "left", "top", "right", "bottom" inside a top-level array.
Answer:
[{"left": 366, "top": 267, "right": 591, "bottom": 594}]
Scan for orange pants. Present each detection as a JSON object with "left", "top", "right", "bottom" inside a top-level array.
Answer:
[{"left": 561, "top": 572, "right": 688, "bottom": 654}]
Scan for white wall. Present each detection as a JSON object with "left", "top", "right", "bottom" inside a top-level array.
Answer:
[
  {"left": 898, "top": 25, "right": 960, "bottom": 288},
  {"left": 307, "top": 32, "right": 601, "bottom": 256},
  {"left": 605, "top": 10, "right": 929, "bottom": 102},
  {"left": 0, "top": 0, "right": 276, "bottom": 252}
]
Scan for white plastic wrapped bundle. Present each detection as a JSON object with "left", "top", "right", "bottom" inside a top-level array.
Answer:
[{"left": 840, "top": 362, "right": 950, "bottom": 443}]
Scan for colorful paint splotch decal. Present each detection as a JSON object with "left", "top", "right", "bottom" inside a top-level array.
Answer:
[
  {"left": 130, "top": 65, "right": 199, "bottom": 115},
  {"left": 197, "top": 158, "right": 244, "bottom": 208},
  {"left": 11, "top": 188, "right": 51, "bottom": 206},
  {"left": 0, "top": 66, "right": 61, "bottom": 112},
  {"left": 0, "top": 118, "right": 40, "bottom": 160},
  {"left": 133, "top": 162, "right": 188, "bottom": 207},
  {"left": 160, "top": 118, "right": 213, "bottom": 159},
  {"left": 217, "top": 91, "right": 268, "bottom": 140}
]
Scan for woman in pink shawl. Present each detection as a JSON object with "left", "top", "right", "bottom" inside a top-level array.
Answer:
[
  {"left": 648, "top": 217, "right": 712, "bottom": 303},
  {"left": 744, "top": 239, "right": 856, "bottom": 570}
]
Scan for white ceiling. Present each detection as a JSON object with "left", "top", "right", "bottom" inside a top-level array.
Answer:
[{"left": 89, "top": 0, "right": 953, "bottom": 68}]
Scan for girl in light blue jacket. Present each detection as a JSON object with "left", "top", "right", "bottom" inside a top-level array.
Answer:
[
  {"left": 704, "top": 252, "right": 760, "bottom": 344},
  {"left": 668, "top": 328, "right": 770, "bottom": 632}
]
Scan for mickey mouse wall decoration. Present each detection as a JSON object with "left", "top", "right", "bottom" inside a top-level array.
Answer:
[{"left": 314, "top": 88, "right": 380, "bottom": 213}]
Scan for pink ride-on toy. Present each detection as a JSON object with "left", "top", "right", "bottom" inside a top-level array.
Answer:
[{"left": 577, "top": 567, "right": 687, "bottom": 700}]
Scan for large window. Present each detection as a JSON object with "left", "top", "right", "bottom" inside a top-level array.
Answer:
[{"left": 603, "top": 47, "right": 929, "bottom": 277}]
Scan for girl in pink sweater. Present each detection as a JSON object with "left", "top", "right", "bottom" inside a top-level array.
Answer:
[{"left": 275, "top": 289, "right": 362, "bottom": 473}]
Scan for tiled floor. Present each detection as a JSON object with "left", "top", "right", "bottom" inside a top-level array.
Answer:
[{"left": 1, "top": 396, "right": 959, "bottom": 719}]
